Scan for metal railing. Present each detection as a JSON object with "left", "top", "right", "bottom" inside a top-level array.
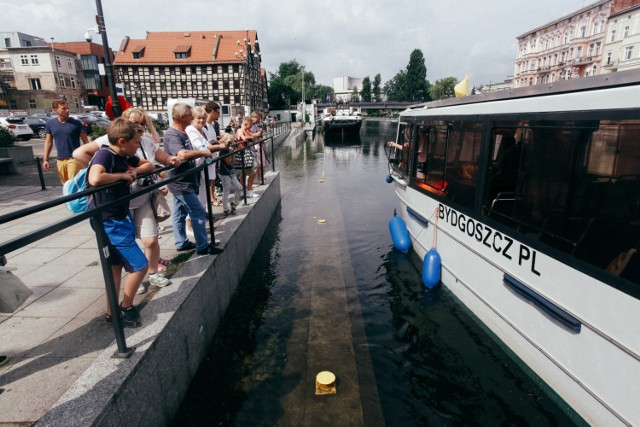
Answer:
[{"left": 0, "top": 124, "right": 289, "bottom": 357}]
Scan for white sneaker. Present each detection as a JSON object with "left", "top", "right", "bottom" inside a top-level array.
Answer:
[
  {"left": 247, "top": 191, "right": 259, "bottom": 198},
  {"left": 149, "top": 273, "right": 170, "bottom": 287},
  {"left": 136, "top": 282, "right": 149, "bottom": 295}
]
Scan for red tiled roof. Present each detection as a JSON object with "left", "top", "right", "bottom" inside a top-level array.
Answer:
[{"left": 114, "top": 30, "right": 259, "bottom": 65}]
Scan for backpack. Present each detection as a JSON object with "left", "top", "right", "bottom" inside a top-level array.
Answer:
[
  {"left": 62, "top": 168, "right": 89, "bottom": 213},
  {"left": 62, "top": 148, "right": 116, "bottom": 214}
]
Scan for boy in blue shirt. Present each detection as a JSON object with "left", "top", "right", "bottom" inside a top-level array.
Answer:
[{"left": 88, "top": 118, "right": 154, "bottom": 327}]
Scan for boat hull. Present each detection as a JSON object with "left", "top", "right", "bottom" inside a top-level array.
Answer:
[
  {"left": 392, "top": 180, "right": 640, "bottom": 427},
  {"left": 322, "top": 119, "right": 362, "bottom": 134}
]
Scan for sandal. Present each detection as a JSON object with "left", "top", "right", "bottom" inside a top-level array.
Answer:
[
  {"left": 212, "top": 200, "right": 223, "bottom": 206},
  {"left": 159, "top": 257, "right": 171, "bottom": 266}
]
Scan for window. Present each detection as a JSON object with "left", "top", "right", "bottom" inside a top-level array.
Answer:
[
  {"left": 29, "top": 99, "right": 36, "bottom": 108},
  {"left": 67, "top": 58, "right": 72, "bottom": 68},
  {"left": 30, "top": 54, "right": 39, "bottom": 65},
  {"left": 59, "top": 74, "right": 65, "bottom": 87},
  {"left": 20, "top": 55, "right": 28, "bottom": 65},
  {"left": 9, "top": 100, "right": 16, "bottom": 109},
  {"left": 55, "top": 56, "right": 61, "bottom": 66},
  {"left": 132, "top": 47, "right": 145, "bottom": 59},
  {"left": 484, "top": 121, "right": 594, "bottom": 256},
  {"left": 580, "top": 25, "right": 587, "bottom": 38},
  {"left": 4, "top": 38, "right": 10, "bottom": 47},
  {"left": 625, "top": 45, "right": 634, "bottom": 60},
  {"left": 606, "top": 51, "right": 612, "bottom": 65},
  {"left": 624, "top": 26, "right": 630, "bottom": 38},
  {"left": 610, "top": 29, "right": 617, "bottom": 42},
  {"left": 174, "top": 46, "right": 190, "bottom": 59},
  {"left": 70, "top": 76, "right": 76, "bottom": 89},
  {"left": 596, "top": 42, "right": 601, "bottom": 55},
  {"left": 29, "top": 78, "right": 41, "bottom": 90}
]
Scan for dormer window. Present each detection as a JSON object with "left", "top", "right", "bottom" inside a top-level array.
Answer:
[
  {"left": 174, "top": 45, "right": 191, "bottom": 59},
  {"left": 132, "top": 46, "right": 145, "bottom": 59}
]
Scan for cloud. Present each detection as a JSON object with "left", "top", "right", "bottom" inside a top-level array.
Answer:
[{"left": 0, "top": 0, "right": 587, "bottom": 89}]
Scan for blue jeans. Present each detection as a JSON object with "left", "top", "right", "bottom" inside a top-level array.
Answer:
[{"left": 172, "top": 192, "right": 209, "bottom": 251}]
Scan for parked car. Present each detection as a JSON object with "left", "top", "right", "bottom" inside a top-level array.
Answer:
[
  {"left": 0, "top": 117, "right": 34, "bottom": 141},
  {"left": 70, "top": 114, "right": 95, "bottom": 133},
  {"left": 24, "top": 117, "right": 47, "bottom": 139}
]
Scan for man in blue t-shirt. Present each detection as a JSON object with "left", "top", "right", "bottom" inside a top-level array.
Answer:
[
  {"left": 43, "top": 100, "right": 90, "bottom": 184},
  {"left": 88, "top": 118, "right": 153, "bottom": 327}
]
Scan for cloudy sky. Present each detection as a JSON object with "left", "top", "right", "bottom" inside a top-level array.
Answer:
[{"left": 1, "top": 0, "right": 590, "bottom": 88}]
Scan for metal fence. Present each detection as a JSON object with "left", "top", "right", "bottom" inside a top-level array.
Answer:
[{"left": 0, "top": 126, "right": 288, "bottom": 357}]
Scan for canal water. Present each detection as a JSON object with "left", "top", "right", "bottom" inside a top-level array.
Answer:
[{"left": 173, "top": 121, "right": 579, "bottom": 426}]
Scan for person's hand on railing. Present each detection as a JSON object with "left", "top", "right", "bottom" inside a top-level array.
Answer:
[{"left": 121, "top": 169, "right": 137, "bottom": 185}]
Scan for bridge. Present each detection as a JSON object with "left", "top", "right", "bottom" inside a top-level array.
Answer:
[{"left": 315, "top": 101, "right": 420, "bottom": 112}]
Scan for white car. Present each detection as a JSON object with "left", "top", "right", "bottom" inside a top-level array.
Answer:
[{"left": 0, "top": 117, "right": 34, "bottom": 141}]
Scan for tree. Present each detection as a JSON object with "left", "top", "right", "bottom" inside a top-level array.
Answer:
[
  {"left": 405, "top": 49, "right": 430, "bottom": 102},
  {"left": 383, "top": 71, "right": 407, "bottom": 101},
  {"left": 360, "top": 76, "right": 371, "bottom": 102},
  {"left": 268, "top": 60, "right": 306, "bottom": 109},
  {"left": 383, "top": 49, "right": 431, "bottom": 102},
  {"left": 314, "top": 84, "right": 334, "bottom": 102},
  {"left": 351, "top": 86, "right": 360, "bottom": 102},
  {"left": 267, "top": 60, "right": 332, "bottom": 108},
  {"left": 429, "top": 77, "right": 458, "bottom": 100},
  {"left": 372, "top": 73, "right": 381, "bottom": 102}
]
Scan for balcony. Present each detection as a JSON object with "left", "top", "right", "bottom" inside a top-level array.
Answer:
[{"left": 604, "top": 59, "right": 618, "bottom": 69}]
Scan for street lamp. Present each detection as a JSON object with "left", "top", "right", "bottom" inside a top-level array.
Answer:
[
  {"left": 50, "top": 37, "right": 65, "bottom": 100},
  {"left": 87, "top": 0, "right": 120, "bottom": 118}
]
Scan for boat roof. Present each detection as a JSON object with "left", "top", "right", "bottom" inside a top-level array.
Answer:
[{"left": 402, "top": 69, "right": 640, "bottom": 115}]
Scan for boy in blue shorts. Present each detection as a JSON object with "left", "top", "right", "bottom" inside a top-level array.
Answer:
[{"left": 88, "top": 118, "right": 154, "bottom": 327}]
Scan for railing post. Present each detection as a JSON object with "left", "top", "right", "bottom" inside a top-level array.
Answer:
[
  {"left": 202, "top": 164, "right": 216, "bottom": 245},
  {"left": 34, "top": 157, "right": 46, "bottom": 191},
  {"left": 91, "top": 215, "right": 135, "bottom": 358},
  {"left": 239, "top": 146, "right": 247, "bottom": 205},
  {"left": 270, "top": 136, "right": 275, "bottom": 172},
  {"left": 259, "top": 140, "right": 265, "bottom": 185}
]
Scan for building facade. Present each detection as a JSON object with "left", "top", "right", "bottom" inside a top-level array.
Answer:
[
  {"left": 0, "top": 44, "right": 85, "bottom": 111},
  {"left": 332, "top": 76, "right": 362, "bottom": 102},
  {"left": 0, "top": 32, "right": 90, "bottom": 112},
  {"left": 52, "top": 42, "right": 114, "bottom": 109},
  {"left": 514, "top": 0, "right": 612, "bottom": 87},
  {"left": 113, "top": 31, "right": 268, "bottom": 114},
  {"left": 601, "top": 0, "right": 640, "bottom": 72}
]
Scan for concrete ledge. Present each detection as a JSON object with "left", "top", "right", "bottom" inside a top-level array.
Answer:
[{"left": 36, "top": 172, "right": 281, "bottom": 427}]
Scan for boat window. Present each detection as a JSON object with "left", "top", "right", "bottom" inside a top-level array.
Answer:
[
  {"left": 389, "top": 122, "right": 413, "bottom": 178},
  {"left": 483, "top": 119, "right": 640, "bottom": 288},
  {"left": 412, "top": 120, "right": 482, "bottom": 209}
]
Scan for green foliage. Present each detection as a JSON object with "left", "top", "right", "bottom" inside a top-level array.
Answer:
[
  {"left": 360, "top": 76, "right": 371, "bottom": 102},
  {"left": 268, "top": 60, "right": 333, "bottom": 108},
  {"left": 383, "top": 49, "right": 431, "bottom": 102},
  {"left": 372, "top": 74, "right": 382, "bottom": 102},
  {"left": 0, "top": 127, "right": 15, "bottom": 147},
  {"left": 89, "top": 125, "right": 107, "bottom": 140},
  {"left": 351, "top": 86, "right": 360, "bottom": 102},
  {"left": 429, "top": 77, "right": 459, "bottom": 100},
  {"left": 314, "top": 84, "right": 334, "bottom": 102}
]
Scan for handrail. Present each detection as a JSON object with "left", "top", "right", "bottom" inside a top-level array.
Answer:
[{"left": 0, "top": 123, "right": 290, "bottom": 357}]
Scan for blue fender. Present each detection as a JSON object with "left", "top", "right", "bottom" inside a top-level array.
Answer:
[
  {"left": 389, "top": 215, "right": 411, "bottom": 253},
  {"left": 422, "top": 248, "right": 441, "bottom": 288}
]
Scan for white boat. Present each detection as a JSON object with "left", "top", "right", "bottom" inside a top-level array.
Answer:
[
  {"left": 387, "top": 70, "right": 640, "bottom": 426},
  {"left": 322, "top": 106, "right": 362, "bottom": 134}
]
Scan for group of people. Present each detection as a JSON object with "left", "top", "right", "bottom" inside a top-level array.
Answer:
[{"left": 40, "top": 99, "right": 267, "bottom": 328}]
